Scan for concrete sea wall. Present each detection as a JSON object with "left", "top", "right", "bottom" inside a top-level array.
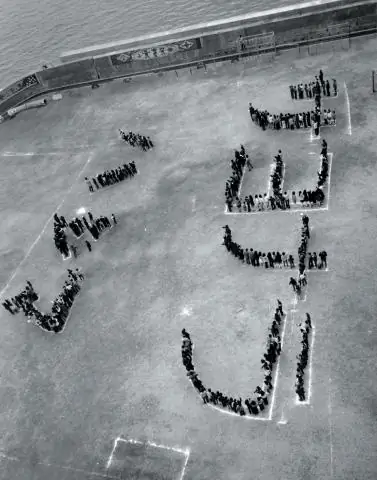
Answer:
[{"left": 0, "top": 0, "right": 376, "bottom": 115}]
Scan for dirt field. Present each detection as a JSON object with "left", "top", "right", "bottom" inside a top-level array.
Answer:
[{"left": 0, "top": 34, "right": 376, "bottom": 480}]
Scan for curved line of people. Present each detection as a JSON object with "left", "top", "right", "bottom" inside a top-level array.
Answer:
[
  {"left": 53, "top": 211, "right": 117, "bottom": 258},
  {"left": 289, "top": 71, "right": 338, "bottom": 100},
  {"left": 85, "top": 162, "right": 137, "bottom": 192},
  {"left": 119, "top": 129, "right": 154, "bottom": 151},
  {"left": 295, "top": 313, "right": 312, "bottom": 402},
  {"left": 224, "top": 145, "right": 250, "bottom": 206},
  {"left": 222, "top": 225, "right": 295, "bottom": 269},
  {"left": 2, "top": 269, "right": 84, "bottom": 333},
  {"left": 181, "top": 300, "right": 285, "bottom": 417},
  {"left": 248, "top": 104, "right": 336, "bottom": 131}
]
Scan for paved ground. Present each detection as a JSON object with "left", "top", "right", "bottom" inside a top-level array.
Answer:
[{"left": 0, "top": 34, "right": 376, "bottom": 480}]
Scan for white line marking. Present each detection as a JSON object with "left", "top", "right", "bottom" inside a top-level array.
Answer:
[
  {"left": 191, "top": 196, "right": 196, "bottom": 212},
  {"left": 106, "top": 438, "right": 119, "bottom": 469},
  {"left": 224, "top": 207, "right": 328, "bottom": 215},
  {"left": 0, "top": 451, "right": 120, "bottom": 479},
  {"left": 268, "top": 311, "right": 288, "bottom": 421},
  {"left": 237, "top": 166, "right": 247, "bottom": 198},
  {"left": 208, "top": 403, "right": 270, "bottom": 421},
  {"left": 327, "top": 152, "right": 333, "bottom": 210},
  {"left": 107, "top": 437, "right": 190, "bottom": 479},
  {"left": 0, "top": 152, "right": 93, "bottom": 300},
  {"left": 343, "top": 81, "right": 352, "bottom": 136},
  {"left": 328, "top": 376, "right": 334, "bottom": 477}
]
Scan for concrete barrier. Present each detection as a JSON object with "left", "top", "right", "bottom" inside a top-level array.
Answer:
[{"left": 0, "top": 0, "right": 376, "bottom": 116}]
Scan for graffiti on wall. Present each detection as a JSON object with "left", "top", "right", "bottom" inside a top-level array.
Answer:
[
  {"left": 0, "top": 74, "right": 39, "bottom": 102},
  {"left": 110, "top": 38, "right": 202, "bottom": 66}
]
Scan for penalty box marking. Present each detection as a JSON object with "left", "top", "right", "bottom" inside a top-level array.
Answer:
[{"left": 107, "top": 437, "right": 190, "bottom": 480}]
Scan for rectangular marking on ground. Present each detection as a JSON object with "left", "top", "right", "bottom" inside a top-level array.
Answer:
[
  {"left": 268, "top": 309, "right": 289, "bottom": 421},
  {"left": 107, "top": 437, "right": 190, "bottom": 480}
]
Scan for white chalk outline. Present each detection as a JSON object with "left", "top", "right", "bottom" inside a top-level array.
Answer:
[
  {"left": 268, "top": 310, "right": 289, "bottom": 420},
  {"left": 1, "top": 141, "right": 119, "bottom": 157},
  {"left": 0, "top": 451, "right": 120, "bottom": 479},
  {"left": 106, "top": 437, "right": 190, "bottom": 480},
  {"left": 328, "top": 376, "right": 334, "bottom": 477},
  {"left": 343, "top": 81, "right": 352, "bottom": 136},
  {"left": 0, "top": 153, "right": 94, "bottom": 300}
]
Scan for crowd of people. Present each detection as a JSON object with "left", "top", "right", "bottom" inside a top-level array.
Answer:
[
  {"left": 119, "top": 129, "right": 154, "bottom": 151},
  {"left": 224, "top": 145, "right": 249, "bottom": 209},
  {"left": 2, "top": 281, "right": 38, "bottom": 315},
  {"left": 53, "top": 212, "right": 118, "bottom": 258},
  {"left": 222, "top": 225, "right": 295, "bottom": 268},
  {"left": 226, "top": 149, "right": 289, "bottom": 213},
  {"left": 290, "top": 71, "right": 338, "bottom": 100},
  {"left": 2, "top": 269, "right": 84, "bottom": 333},
  {"left": 181, "top": 300, "right": 285, "bottom": 417},
  {"left": 248, "top": 104, "right": 336, "bottom": 132},
  {"left": 85, "top": 162, "right": 137, "bottom": 192},
  {"left": 295, "top": 313, "right": 312, "bottom": 401}
]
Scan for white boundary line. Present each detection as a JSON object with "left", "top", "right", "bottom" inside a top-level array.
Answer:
[
  {"left": 1, "top": 141, "right": 119, "bottom": 157},
  {"left": 106, "top": 437, "right": 190, "bottom": 480},
  {"left": 207, "top": 403, "right": 269, "bottom": 421},
  {"left": 328, "top": 376, "right": 334, "bottom": 478},
  {"left": 237, "top": 165, "right": 247, "bottom": 198},
  {"left": 0, "top": 153, "right": 94, "bottom": 300},
  {"left": 0, "top": 451, "right": 120, "bottom": 479},
  {"left": 343, "top": 81, "right": 352, "bottom": 136},
  {"left": 326, "top": 152, "right": 333, "bottom": 210},
  {"left": 224, "top": 206, "right": 328, "bottom": 215}
]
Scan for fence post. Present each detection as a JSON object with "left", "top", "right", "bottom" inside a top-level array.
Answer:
[{"left": 372, "top": 70, "right": 375, "bottom": 93}]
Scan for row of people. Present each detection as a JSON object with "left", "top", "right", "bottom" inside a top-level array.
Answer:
[
  {"left": 290, "top": 70, "right": 338, "bottom": 99},
  {"left": 290, "top": 78, "right": 337, "bottom": 100},
  {"left": 222, "top": 225, "right": 295, "bottom": 268},
  {"left": 225, "top": 145, "right": 249, "bottom": 203},
  {"left": 269, "top": 151, "right": 284, "bottom": 200},
  {"left": 119, "top": 129, "right": 154, "bottom": 151},
  {"left": 85, "top": 162, "right": 137, "bottom": 192},
  {"left": 296, "top": 314, "right": 312, "bottom": 401},
  {"left": 249, "top": 104, "right": 336, "bottom": 131},
  {"left": 227, "top": 186, "right": 325, "bottom": 212}
]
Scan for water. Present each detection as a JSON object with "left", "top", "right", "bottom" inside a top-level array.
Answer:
[{"left": 0, "top": 0, "right": 295, "bottom": 87}]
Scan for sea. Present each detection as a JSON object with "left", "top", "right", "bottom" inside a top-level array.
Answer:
[{"left": 0, "top": 0, "right": 295, "bottom": 88}]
